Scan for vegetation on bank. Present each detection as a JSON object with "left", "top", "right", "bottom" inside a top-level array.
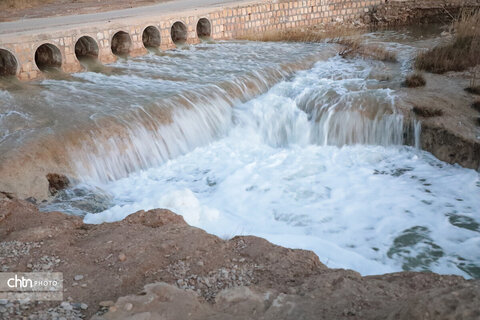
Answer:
[
  {"left": 465, "top": 68, "right": 480, "bottom": 95},
  {"left": 404, "top": 73, "right": 426, "bottom": 88},
  {"left": 415, "top": 10, "right": 480, "bottom": 73},
  {"left": 238, "top": 25, "right": 362, "bottom": 43},
  {"left": 412, "top": 105, "right": 443, "bottom": 118},
  {"left": 465, "top": 85, "right": 480, "bottom": 95},
  {"left": 337, "top": 39, "right": 397, "bottom": 62},
  {"left": 240, "top": 27, "right": 398, "bottom": 63},
  {"left": 473, "top": 100, "right": 480, "bottom": 113}
]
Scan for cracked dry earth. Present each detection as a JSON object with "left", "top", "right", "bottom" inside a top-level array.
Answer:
[{"left": 0, "top": 193, "right": 479, "bottom": 319}]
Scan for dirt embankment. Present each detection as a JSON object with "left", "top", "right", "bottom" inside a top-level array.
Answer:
[
  {"left": 398, "top": 69, "right": 480, "bottom": 171},
  {"left": 1, "top": 194, "right": 479, "bottom": 319}
]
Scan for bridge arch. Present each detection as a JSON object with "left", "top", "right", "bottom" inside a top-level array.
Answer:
[
  {"left": 196, "top": 18, "right": 212, "bottom": 39},
  {"left": 142, "top": 26, "right": 161, "bottom": 48},
  {"left": 111, "top": 31, "right": 132, "bottom": 56},
  {"left": 0, "top": 48, "right": 18, "bottom": 76},
  {"left": 75, "top": 35, "right": 99, "bottom": 60},
  {"left": 35, "top": 43, "right": 62, "bottom": 71},
  {"left": 171, "top": 21, "right": 188, "bottom": 46}
]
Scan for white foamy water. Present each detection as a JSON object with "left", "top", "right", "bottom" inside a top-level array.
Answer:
[
  {"left": 3, "top": 29, "right": 472, "bottom": 278},
  {"left": 79, "top": 56, "right": 480, "bottom": 278}
]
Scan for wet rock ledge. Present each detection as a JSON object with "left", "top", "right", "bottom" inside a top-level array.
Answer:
[{"left": 0, "top": 194, "right": 479, "bottom": 320}]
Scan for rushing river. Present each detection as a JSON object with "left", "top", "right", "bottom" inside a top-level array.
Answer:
[{"left": 1, "top": 27, "right": 479, "bottom": 279}]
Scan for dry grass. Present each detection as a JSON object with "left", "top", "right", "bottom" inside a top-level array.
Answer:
[
  {"left": 465, "top": 70, "right": 480, "bottom": 94},
  {"left": 413, "top": 105, "right": 444, "bottom": 117},
  {"left": 415, "top": 10, "right": 480, "bottom": 73},
  {"left": 337, "top": 39, "right": 397, "bottom": 62},
  {"left": 238, "top": 25, "right": 362, "bottom": 43},
  {"left": 236, "top": 26, "right": 398, "bottom": 63},
  {"left": 465, "top": 86, "right": 480, "bottom": 94},
  {"left": 472, "top": 100, "right": 480, "bottom": 112},
  {"left": 404, "top": 73, "right": 426, "bottom": 87}
]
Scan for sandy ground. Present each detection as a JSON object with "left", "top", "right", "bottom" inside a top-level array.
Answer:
[{"left": 0, "top": 0, "right": 172, "bottom": 22}]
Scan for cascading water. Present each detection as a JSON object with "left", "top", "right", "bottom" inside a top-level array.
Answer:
[{"left": 1, "top": 30, "right": 479, "bottom": 279}]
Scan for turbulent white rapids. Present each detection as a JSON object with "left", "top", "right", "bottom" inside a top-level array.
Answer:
[
  {"left": 79, "top": 54, "right": 479, "bottom": 278},
  {"left": 4, "top": 32, "right": 478, "bottom": 279}
]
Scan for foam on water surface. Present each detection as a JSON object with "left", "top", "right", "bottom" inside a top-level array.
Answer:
[
  {"left": 84, "top": 132, "right": 479, "bottom": 277},
  {"left": 80, "top": 55, "right": 480, "bottom": 278},
  {"left": 5, "top": 30, "right": 475, "bottom": 279}
]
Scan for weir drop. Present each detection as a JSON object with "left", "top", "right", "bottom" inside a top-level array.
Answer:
[{"left": 0, "top": 29, "right": 479, "bottom": 279}]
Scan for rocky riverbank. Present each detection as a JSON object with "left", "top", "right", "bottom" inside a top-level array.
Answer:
[{"left": 1, "top": 193, "right": 479, "bottom": 319}]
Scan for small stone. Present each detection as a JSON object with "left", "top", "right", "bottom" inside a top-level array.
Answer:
[
  {"left": 80, "top": 303, "right": 88, "bottom": 310},
  {"left": 109, "top": 306, "right": 118, "bottom": 312},
  {"left": 73, "top": 275, "right": 84, "bottom": 281},
  {"left": 124, "top": 303, "right": 133, "bottom": 311},
  {"left": 99, "top": 300, "right": 115, "bottom": 307},
  {"left": 80, "top": 284, "right": 87, "bottom": 288},
  {"left": 118, "top": 253, "right": 126, "bottom": 262},
  {"left": 60, "top": 302, "right": 72, "bottom": 311},
  {"left": 197, "top": 261, "right": 204, "bottom": 267},
  {"left": 0, "top": 299, "right": 7, "bottom": 305}
]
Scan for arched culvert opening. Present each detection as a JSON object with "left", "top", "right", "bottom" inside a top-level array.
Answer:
[
  {"left": 142, "top": 26, "right": 161, "bottom": 48},
  {"left": 171, "top": 21, "right": 187, "bottom": 45},
  {"left": 0, "top": 49, "right": 17, "bottom": 77},
  {"left": 196, "top": 18, "right": 211, "bottom": 39},
  {"left": 35, "top": 43, "right": 62, "bottom": 71},
  {"left": 111, "top": 31, "right": 132, "bottom": 56},
  {"left": 75, "top": 36, "right": 99, "bottom": 60}
]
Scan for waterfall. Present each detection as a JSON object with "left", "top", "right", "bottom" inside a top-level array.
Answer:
[{"left": 70, "top": 55, "right": 413, "bottom": 184}]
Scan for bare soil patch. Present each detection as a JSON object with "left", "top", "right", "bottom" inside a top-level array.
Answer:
[{"left": 0, "top": 0, "right": 171, "bottom": 22}]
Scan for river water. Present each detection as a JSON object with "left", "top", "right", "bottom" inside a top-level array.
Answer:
[{"left": 1, "top": 27, "right": 479, "bottom": 278}]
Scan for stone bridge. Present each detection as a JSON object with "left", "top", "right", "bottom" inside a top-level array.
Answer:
[{"left": 0, "top": 0, "right": 381, "bottom": 80}]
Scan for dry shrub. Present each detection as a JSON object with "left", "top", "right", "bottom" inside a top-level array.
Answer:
[
  {"left": 465, "top": 70, "right": 480, "bottom": 94},
  {"left": 337, "top": 39, "right": 397, "bottom": 62},
  {"left": 472, "top": 100, "right": 480, "bottom": 112},
  {"left": 413, "top": 106, "right": 444, "bottom": 117},
  {"left": 465, "top": 86, "right": 480, "bottom": 94},
  {"left": 404, "top": 73, "right": 426, "bottom": 87},
  {"left": 415, "top": 10, "right": 480, "bottom": 73}
]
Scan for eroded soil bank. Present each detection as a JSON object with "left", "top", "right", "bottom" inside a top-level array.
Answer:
[
  {"left": 0, "top": 194, "right": 479, "bottom": 319},
  {"left": 399, "top": 68, "right": 480, "bottom": 170}
]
